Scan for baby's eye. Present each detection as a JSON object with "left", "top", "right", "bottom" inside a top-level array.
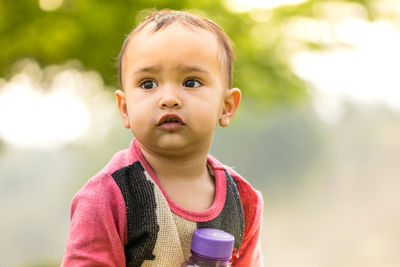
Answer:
[
  {"left": 140, "top": 79, "right": 158, "bottom": 89},
  {"left": 183, "top": 79, "right": 201, "bottom": 88}
]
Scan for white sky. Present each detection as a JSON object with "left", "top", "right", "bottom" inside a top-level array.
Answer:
[
  {"left": 227, "top": 0, "right": 400, "bottom": 122},
  {"left": 0, "top": 72, "right": 89, "bottom": 148},
  {"left": 0, "top": 60, "right": 115, "bottom": 149},
  {"left": 290, "top": 17, "right": 400, "bottom": 122}
]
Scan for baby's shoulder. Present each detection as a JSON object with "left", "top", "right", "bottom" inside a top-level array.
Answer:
[
  {"left": 223, "top": 165, "right": 262, "bottom": 203},
  {"left": 217, "top": 162, "right": 263, "bottom": 238},
  {"left": 207, "top": 154, "right": 261, "bottom": 201}
]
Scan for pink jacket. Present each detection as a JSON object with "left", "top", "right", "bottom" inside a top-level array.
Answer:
[{"left": 62, "top": 139, "right": 263, "bottom": 266}]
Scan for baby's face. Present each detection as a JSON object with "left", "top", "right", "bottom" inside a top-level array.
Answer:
[{"left": 117, "top": 23, "right": 237, "bottom": 155}]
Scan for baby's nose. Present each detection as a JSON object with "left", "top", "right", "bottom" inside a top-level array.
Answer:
[
  {"left": 160, "top": 99, "right": 181, "bottom": 108},
  {"left": 158, "top": 87, "right": 182, "bottom": 109}
]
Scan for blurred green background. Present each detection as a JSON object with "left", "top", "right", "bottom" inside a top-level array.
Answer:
[{"left": 1, "top": 0, "right": 400, "bottom": 266}]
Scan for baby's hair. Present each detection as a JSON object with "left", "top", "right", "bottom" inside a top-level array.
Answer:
[{"left": 117, "top": 10, "right": 234, "bottom": 89}]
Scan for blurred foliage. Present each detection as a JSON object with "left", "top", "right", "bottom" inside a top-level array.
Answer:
[{"left": 0, "top": 0, "right": 381, "bottom": 106}]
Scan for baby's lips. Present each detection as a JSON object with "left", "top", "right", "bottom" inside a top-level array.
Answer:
[{"left": 157, "top": 113, "right": 185, "bottom": 126}]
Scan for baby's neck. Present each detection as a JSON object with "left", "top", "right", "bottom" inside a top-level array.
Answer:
[
  {"left": 139, "top": 144, "right": 209, "bottom": 181},
  {"left": 138, "top": 143, "right": 215, "bottom": 211}
]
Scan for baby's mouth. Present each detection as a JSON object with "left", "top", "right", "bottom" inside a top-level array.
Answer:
[{"left": 157, "top": 114, "right": 185, "bottom": 130}]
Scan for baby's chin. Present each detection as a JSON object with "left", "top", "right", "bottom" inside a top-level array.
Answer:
[{"left": 143, "top": 136, "right": 207, "bottom": 156}]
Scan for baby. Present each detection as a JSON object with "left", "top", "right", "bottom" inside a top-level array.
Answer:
[{"left": 62, "top": 10, "right": 263, "bottom": 266}]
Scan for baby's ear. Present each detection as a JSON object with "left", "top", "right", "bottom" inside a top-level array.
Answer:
[
  {"left": 115, "top": 90, "right": 130, "bottom": 129},
  {"left": 219, "top": 88, "right": 241, "bottom": 127}
]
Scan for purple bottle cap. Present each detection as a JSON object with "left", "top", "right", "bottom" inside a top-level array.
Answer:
[{"left": 191, "top": 228, "right": 235, "bottom": 260}]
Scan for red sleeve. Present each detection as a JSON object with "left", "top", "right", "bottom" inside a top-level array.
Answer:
[
  {"left": 233, "top": 190, "right": 263, "bottom": 266},
  {"left": 61, "top": 175, "right": 127, "bottom": 267},
  {"left": 225, "top": 167, "right": 264, "bottom": 267}
]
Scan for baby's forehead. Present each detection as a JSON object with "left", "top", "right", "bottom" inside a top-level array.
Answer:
[
  {"left": 120, "top": 20, "right": 232, "bottom": 88},
  {"left": 134, "top": 22, "right": 220, "bottom": 46},
  {"left": 126, "top": 23, "right": 225, "bottom": 63}
]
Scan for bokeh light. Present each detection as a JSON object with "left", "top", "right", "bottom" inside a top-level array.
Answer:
[{"left": 39, "top": 0, "right": 63, "bottom": 11}]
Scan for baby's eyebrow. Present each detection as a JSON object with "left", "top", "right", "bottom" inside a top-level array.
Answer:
[
  {"left": 132, "top": 65, "right": 162, "bottom": 76},
  {"left": 132, "top": 64, "right": 210, "bottom": 77},
  {"left": 176, "top": 65, "right": 210, "bottom": 75}
]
